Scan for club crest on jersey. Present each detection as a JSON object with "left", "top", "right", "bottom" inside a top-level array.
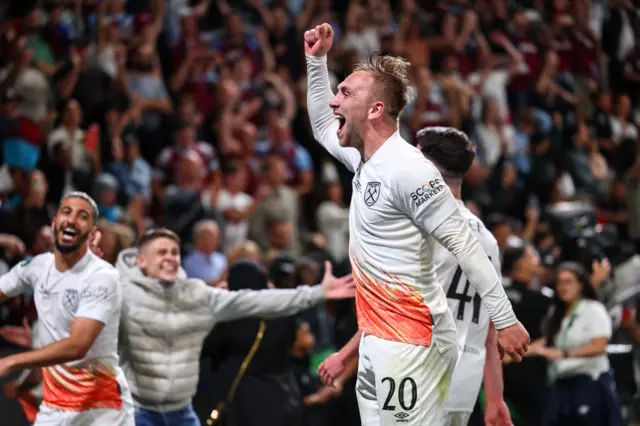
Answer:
[
  {"left": 62, "top": 289, "right": 80, "bottom": 313},
  {"left": 364, "top": 182, "right": 381, "bottom": 207}
]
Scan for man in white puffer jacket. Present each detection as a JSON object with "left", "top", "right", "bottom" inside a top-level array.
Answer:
[{"left": 115, "top": 228, "right": 355, "bottom": 426}]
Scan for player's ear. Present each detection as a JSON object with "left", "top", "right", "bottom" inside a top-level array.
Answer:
[
  {"left": 50, "top": 218, "right": 56, "bottom": 233},
  {"left": 136, "top": 251, "right": 147, "bottom": 270},
  {"left": 368, "top": 101, "right": 384, "bottom": 120}
]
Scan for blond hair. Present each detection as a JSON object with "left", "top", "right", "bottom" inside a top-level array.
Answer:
[{"left": 353, "top": 52, "right": 414, "bottom": 119}]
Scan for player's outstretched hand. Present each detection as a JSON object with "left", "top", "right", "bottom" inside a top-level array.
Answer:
[
  {"left": 0, "top": 317, "right": 32, "bottom": 349},
  {"left": 496, "top": 321, "right": 529, "bottom": 363},
  {"left": 318, "top": 352, "right": 346, "bottom": 387},
  {"left": 304, "top": 23, "right": 334, "bottom": 57},
  {"left": 321, "top": 261, "right": 355, "bottom": 299},
  {"left": 484, "top": 400, "right": 513, "bottom": 426}
]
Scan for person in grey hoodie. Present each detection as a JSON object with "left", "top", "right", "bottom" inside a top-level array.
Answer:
[{"left": 114, "top": 227, "right": 355, "bottom": 426}]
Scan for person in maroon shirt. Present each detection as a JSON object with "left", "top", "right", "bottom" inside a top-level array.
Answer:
[
  {"left": 152, "top": 121, "right": 220, "bottom": 201},
  {"left": 171, "top": 46, "right": 219, "bottom": 118},
  {"left": 551, "top": 19, "right": 574, "bottom": 76},
  {"left": 212, "top": 14, "right": 263, "bottom": 78},
  {"left": 571, "top": 2, "right": 600, "bottom": 82},
  {"left": 508, "top": 9, "right": 541, "bottom": 114},
  {"left": 171, "top": 9, "right": 202, "bottom": 69}
]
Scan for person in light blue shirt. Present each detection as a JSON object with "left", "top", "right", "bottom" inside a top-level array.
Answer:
[
  {"left": 109, "top": 132, "right": 152, "bottom": 201},
  {"left": 183, "top": 219, "right": 228, "bottom": 287}
]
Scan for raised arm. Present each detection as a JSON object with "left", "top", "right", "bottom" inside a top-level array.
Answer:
[
  {"left": 209, "top": 284, "right": 324, "bottom": 323},
  {"left": 304, "top": 23, "right": 361, "bottom": 172},
  {"left": 393, "top": 155, "right": 530, "bottom": 361},
  {"left": 208, "top": 262, "right": 354, "bottom": 323}
]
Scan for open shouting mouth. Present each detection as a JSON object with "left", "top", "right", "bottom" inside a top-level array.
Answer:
[
  {"left": 59, "top": 227, "right": 79, "bottom": 244},
  {"left": 335, "top": 113, "right": 346, "bottom": 137}
]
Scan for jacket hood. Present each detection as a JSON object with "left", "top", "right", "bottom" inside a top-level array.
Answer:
[{"left": 115, "top": 247, "right": 188, "bottom": 289}]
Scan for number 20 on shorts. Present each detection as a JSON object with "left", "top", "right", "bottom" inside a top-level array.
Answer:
[{"left": 381, "top": 377, "right": 418, "bottom": 411}]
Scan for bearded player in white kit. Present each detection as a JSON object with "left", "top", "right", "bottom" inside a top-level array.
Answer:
[
  {"left": 420, "top": 127, "right": 512, "bottom": 426},
  {"left": 305, "top": 23, "right": 529, "bottom": 425},
  {"left": 0, "top": 192, "right": 134, "bottom": 426}
]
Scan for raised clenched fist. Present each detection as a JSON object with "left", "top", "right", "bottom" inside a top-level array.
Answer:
[{"left": 304, "top": 23, "right": 334, "bottom": 57}]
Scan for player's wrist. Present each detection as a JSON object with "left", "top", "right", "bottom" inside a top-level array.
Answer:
[
  {"left": 484, "top": 396, "right": 506, "bottom": 406},
  {"left": 305, "top": 53, "right": 328, "bottom": 61},
  {"left": 2, "top": 355, "right": 20, "bottom": 374},
  {"left": 338, "top": 347, "right": 357, "bottom": 362}
]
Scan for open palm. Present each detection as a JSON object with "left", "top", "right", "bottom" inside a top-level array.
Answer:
[
  {"left": 0, "top": 318, "right": 31, "bottom": 348},
  {"left": 321, "top": 261, "right": 355, "bottom": 299}
]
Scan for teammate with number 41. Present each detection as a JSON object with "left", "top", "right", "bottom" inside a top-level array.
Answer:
[
  {"left": 422, "top": 128, "right": 513, "bottom": 426},
  {"left": 305, "top": 22, "right": 529, "bottom": 426}
]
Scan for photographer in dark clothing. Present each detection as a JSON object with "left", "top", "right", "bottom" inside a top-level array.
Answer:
[
  {"left": 502, "top": 244, "right": 553, "bottom": 426},
  {"left": 203, "top": 261, "right": 304, "bottom": 426}
]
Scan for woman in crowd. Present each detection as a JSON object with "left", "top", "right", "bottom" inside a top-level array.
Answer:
[{"left": 531, "top": 262, "right": 624, "bottom": 426}]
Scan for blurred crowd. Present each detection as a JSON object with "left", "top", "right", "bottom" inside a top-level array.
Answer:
[{"left": 1, "top": 0, "right": 640, "bottom": 425}]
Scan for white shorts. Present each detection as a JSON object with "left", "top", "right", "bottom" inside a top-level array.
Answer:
[
  {"left": 443, "top": 411, "right": 471, "bottom": 426},
  {"left": 356, "top": 333, "right": 458, "bottom": 426},
  {"left": 33, "top": 404, "right": 135, "bottom": 426}
]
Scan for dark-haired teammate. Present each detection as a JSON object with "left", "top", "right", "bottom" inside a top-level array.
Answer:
[
  {"left": 305, "top": 23, "right": 528, "bottom": 425},
  {"left": 0, "top": 192, "right": 135, "bottom": 426},
  {"left": 420, "top": 127, "right": 512, "bottom": 426}
]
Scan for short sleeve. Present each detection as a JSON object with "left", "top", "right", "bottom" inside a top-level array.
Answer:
[
  {"left": 392, "top": 156, "right": 460, "bottom": 235},
  {"left": 584, "top": 301, "right": 612, "bottom": 340},
  {"left": 75, "top": 269, "right": 121, "bottom": 325},
  {"left": 0, "top": 258, "right": 34, "bottom": 297}
]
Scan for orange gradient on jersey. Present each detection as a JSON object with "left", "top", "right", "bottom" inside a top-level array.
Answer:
[
  {"left": 42, "top": 361, "right": 122, "bottom": 412},
  {"left": 351, "top": 252, "right": 433, "bottom": 346}
]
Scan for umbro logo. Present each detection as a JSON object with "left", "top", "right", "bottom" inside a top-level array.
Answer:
[{"left": 394, "top": 412, "right": 410, "bottom": 422}]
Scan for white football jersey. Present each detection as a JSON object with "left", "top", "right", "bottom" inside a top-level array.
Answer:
[
  {"left": 0, "top": 251, "right": 133, "bottom": 418},
  {"left": 434, "top": 202, "right": 501, "bottom": 412},
  {"left": 307, "top": 54, "right": 512, "bottom": 353},
  {"left": 307, "top": 54, "right": 460, "bottom": 350}
]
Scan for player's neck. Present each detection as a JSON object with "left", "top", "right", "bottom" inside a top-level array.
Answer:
[
  {"left": 449, "top": 185, "right": 462, "bottom": 201},
  {"left": 443, "top": 178, "right": 462, "bottom": 200},
  {"left": 361, "top": 123, "right": 396, "bottom": 162},
  {"left": 54, "top": 246, "right": 89, "bottom": 272}
]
